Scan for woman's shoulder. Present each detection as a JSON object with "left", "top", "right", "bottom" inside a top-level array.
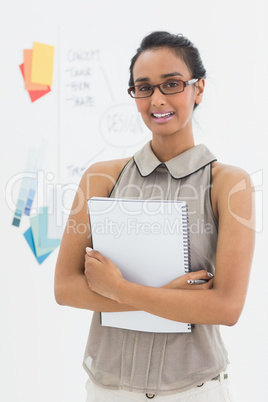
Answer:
[
  {"left": 212, "top": 161, "right": 251, "bottom": 187},
  {"left": 211, "top": 161, "right": 253, "bottom": 220},
  {"left": 86, "top": 156, "right": 132, "bottom": 174},
  {"left": 80, "top": 156, "right": 133, "bottom": 197}
]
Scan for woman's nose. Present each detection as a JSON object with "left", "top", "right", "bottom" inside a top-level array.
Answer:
[{"left": 150, "top": 87, "right": 166, "bottom": 107}]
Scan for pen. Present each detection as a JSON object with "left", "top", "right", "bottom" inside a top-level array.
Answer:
[{"left": 187, "top": 279, "right": 208, "bottom": 285}]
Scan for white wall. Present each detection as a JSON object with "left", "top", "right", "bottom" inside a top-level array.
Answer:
[{"left": 1, "top": 1, "right": 267, "bottom": 401}]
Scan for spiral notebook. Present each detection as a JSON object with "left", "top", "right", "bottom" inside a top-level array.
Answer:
[{"left": 88, "top": 197, "right": 191, "bottom": 333}]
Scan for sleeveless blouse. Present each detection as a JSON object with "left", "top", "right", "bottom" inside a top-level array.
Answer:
[{"left": 83, "top": 141, "right": 229, "bottom": 395}]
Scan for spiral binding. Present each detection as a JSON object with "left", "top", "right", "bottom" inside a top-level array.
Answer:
[
  {"left": 181, "top": 203, "right": 191, "bottom": 274},
  {"left": 181, "top": 203, "right": 192, "bottom": 331}
]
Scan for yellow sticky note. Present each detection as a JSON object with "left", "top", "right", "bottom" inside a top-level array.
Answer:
[
  {"left": 24, "top": 50, "right": 49, "bottom": 91},
  {"left": 31, "top": 42, "right": 54, "bottom": 86}
]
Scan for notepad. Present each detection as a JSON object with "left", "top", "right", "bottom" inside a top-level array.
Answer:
[{"left": 88, "top": 197, "right": 191, "bottom": 333}]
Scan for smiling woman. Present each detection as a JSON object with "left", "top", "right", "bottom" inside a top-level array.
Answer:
[
  {"left": 54, "top": 31, "right": 255, "bottom": 402},
  {"left": 130, "top": 46, "right": 205, "bottom": 160}
]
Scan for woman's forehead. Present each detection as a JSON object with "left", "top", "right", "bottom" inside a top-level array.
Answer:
[{"left": 133, "top": 48, "right": 190, "bottom": 81}]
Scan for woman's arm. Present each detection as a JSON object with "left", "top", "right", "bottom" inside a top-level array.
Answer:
[
  {"left": 54, "top": 158, "right": 137, "bottom": 312},
  {"left": 84, "top": 164, "right": 255, "bottom": 326}
]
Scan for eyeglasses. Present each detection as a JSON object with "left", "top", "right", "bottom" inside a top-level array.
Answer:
[{"left": 128, "top": 78, "right": 199, "bottom": 99}]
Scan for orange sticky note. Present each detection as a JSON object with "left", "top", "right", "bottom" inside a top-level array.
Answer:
[
  {"left": 31, "top": 42, "right": 55, "bottom": 86},
  {"left": 19, "top": 64, "right": 51, "bottom": 102},
  {"left": 24, "top": 50, "right": 49, "bottom": 91}
]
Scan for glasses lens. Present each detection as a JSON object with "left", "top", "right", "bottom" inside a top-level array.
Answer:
[
  {"left": 132, "top": 84, "right": 153, "bottom": 98},
  {"left": 160, "top": 80, "right": 184, "bottom": 94}
]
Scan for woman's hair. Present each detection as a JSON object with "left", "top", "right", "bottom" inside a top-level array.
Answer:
[{"left": 129, "top": 31, "right": 206, "bottom": 109}]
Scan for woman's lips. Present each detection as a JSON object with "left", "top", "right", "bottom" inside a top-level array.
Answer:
[{"left": 151, "top": 112, "right": 175, "bottom": 123}]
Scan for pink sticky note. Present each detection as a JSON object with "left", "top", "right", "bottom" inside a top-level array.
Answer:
[{"left": 19, "top": 64, "right": 51, "bottom": 102}]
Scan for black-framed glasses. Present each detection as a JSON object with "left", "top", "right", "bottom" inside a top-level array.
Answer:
[{"left": 128, "top": 78, "right": 199, "bottom": 99}]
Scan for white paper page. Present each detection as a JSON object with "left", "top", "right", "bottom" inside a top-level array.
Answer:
[
  {"left": 101, "top": 311, "right": 190, "bottom": 333},
  {"left": 88, "top": 197, "right": 191, "bottom": 333}
]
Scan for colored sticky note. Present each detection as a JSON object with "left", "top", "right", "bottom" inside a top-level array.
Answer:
[
  {"left": 28, "top": 86, "right": 51, "bottom": 102},
  {"left": 19, "top": 64, "right": 51, "bottom": 102},
  {"left": 39, "top": 207, "right": 61, "bottom": 248},
  {"left": 23, "top": 50, "right": 49, "bottom": 91},
  {"left": 23, "top": 227, "right": 52, "bottom": 264},
  {"left": 31, "top": 42, "right": 54, "bottom": 86},
  {"left": 30, "top": 214, "right": 57, "bottom": 257}
]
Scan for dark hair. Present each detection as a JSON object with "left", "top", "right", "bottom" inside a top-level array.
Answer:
[{"left": 129, "top": 31, "right": 206, "bottom": 108}]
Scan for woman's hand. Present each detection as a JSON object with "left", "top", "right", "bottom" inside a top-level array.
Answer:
[
  {"left": 84, "top": 248, "right": 124, "bottom": 301},
  {"left": 85, "top": 245, "right": 214, "bottom": 299},
  {"left": 163, "top": 270, "right": 214, "bottom": 290}
]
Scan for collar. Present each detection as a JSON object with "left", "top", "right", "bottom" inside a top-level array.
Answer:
[{"left": 133, "top": 141, "right": 217, "bottom": 179}]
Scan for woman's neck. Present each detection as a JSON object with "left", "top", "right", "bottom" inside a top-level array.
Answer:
[{"left": 151, "top": 133, "right": 195, "bottom": 162}]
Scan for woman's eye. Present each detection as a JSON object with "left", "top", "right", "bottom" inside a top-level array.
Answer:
[
  {"left": 138, "top": 85, "right": 152, "bottom": 92},
  {"left": 164, "top": 81, "right": 179, "bottom": 88}
]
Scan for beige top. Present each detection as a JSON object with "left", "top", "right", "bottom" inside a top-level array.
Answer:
[{"left": 83, "top": 141, "right": 229, "bottom": 395}]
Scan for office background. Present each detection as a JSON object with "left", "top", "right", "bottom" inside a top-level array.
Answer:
[{"left": 1, "top": 0, "right": 267, "bottom": 400}]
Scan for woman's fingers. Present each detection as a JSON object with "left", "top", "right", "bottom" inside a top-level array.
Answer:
[
  {"left": 163, "top": 270, "right": 214, "bottom": 290},
  {"left": 186, "top": 270, "right": 214, "bottom": 289},
  {"left": 85, "top": 247, "right": 106, "bottom": 262},
  {"left": 187, "top": 270, "right": 214, "bottom": 281}
]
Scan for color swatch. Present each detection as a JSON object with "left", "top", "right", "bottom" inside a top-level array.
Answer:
[
  {"left": 12, "top": 148, "right": 39, "bottom": 227},
  {"left": 23, "top": 227, "right": 52, "bottom": 264},
  {"left": 30, "top": 214, "right": 58, "bottom": 257},
  {"left": 12, "top": 144, "right": 60, "bottom": 265},
  {"left": 24, "top": 142, "right": 46, "bottom": 216},
  {"left": 38, "top": 207, "right": 61, "bottom": 248},
  {"left": 12, "top": 142, "right": 46, "bottom": 226},
  {"left": 19, "top": 42, "right": 54, "bottom": 102},
  {"left": 23, "top": 207, "right": 60, "bottom": 264}
]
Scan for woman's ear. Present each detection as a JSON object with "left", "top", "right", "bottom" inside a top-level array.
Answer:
[{"left": 194, "top": 78, "right": 205, "bottom": 105}]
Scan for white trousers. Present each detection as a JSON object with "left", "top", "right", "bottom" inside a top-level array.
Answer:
[{"left": 85, "top": 372, "right": 233, "bottom": 402}]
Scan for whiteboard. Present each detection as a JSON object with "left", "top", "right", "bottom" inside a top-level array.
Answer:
[
  {"left": 59, "top": 27, "right": 150, "bottom": 186},
  {"left": 1, "top": 1, "right": 267, "bottom": 401}
]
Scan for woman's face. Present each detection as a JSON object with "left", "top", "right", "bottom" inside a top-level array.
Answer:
[{"left": 132, "top": 47, "right": 204, "bottom": 139}]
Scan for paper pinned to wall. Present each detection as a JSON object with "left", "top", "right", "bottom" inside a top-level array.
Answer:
[
  {"left": 30, "top": 214, "right": 57, "bottom": 257},
  {"left": 23, "top": 227, "right": 52, "bottom": 264},
  {"left": 38, "top": 207, "right": 61, "bottom": 248},
  {"left": 12, "top": 148, "right": 39, "bottom": 227},
  {"left": 23, "top": 50, "right": 49, "bottom": 91},
  {"left": 31, "top": 42, "right": 55, "bottom": 86},
  {"left": 19, "top": 63, "right": 51, "bottom": 102}
]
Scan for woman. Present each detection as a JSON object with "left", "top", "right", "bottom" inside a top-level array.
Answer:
[{"left": 55, "top": 31, "right": 255, "bottom": 401}]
